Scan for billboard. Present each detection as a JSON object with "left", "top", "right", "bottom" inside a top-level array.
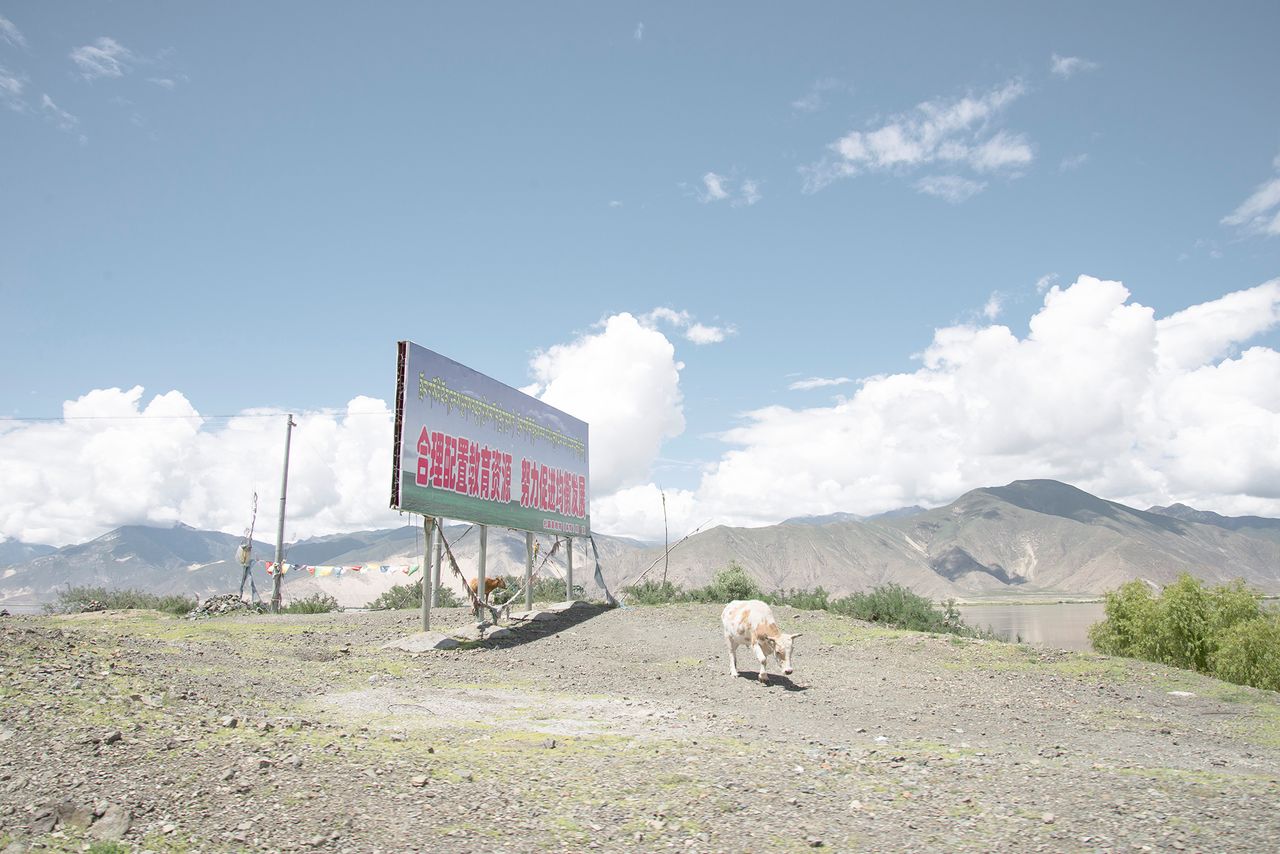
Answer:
[{"left": 391, "top": 341, "right": 590, "bottom": 536}]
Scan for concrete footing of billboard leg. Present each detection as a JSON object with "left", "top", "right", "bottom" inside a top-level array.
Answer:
[
  {"left": 525, "top": 532, "right": 534, "bottom": 611},
  {"left": 566, "top": 536, "right": 574, "bottom": 601}
]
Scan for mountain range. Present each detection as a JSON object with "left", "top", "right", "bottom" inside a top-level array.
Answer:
[{"left": 3, "top": 479, "right": 1278, "bottom": 606}]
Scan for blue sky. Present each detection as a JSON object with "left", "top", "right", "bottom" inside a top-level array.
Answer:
[{"left": 2, "top": 3, "right": 1280, "bottom": 544}]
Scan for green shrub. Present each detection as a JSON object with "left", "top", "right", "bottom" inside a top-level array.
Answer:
[
  {"left": 46, "top": 586, "right": 197, "bottom": 616},
  {"left": 769, "top": 587, "right": 831, "bottom": 611},
  {"left": 1211, "top": 615, "right": 1280, "bottom": 691},
  {"left": 1090, "top": 575, "right": 1278, "bottom": 691},
  {"left": 365, "top": 583, "right": 462, "bottom": 610},
  {"left": 829, "top": 583, "right": 958, "bottom": 633},
  {"left": 88, "top": 843, "right": 130, "bottom": 854},
  {"left": 434, "top": 585, "right": 462, "bottom": 608},
  {"left": 686, "top": 562, "right": 763, "bottom": 603},
  {"left": 282, "top": 593, "right": 341, "bottom": 614},
  {"left": 1089, "top": 580, "right": 1159, "bottom": 658},
  {"left": 528, "top": 575, "right": 576, "bottom": 602},
  {"left": 623, "top": 579, "right": 685, "bottom": 605}
]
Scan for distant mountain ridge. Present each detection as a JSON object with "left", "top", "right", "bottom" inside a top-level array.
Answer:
[
  {"left": 784, "top": 506, "right": 927, "bottom": 526},
  {"left": 0, "top": 521, "right": 641, "bottom": 607},
  {"left": 1146, "top": 503, "right": 1280, "bottom": 544},
  {"left": 0, "top": 540, "right": 55, "bottom": 565},
  {"left": 605, "top": 480, "right": 1280, "bottom": 598},
  {"left": 3, "top": 481, "right": 1279, "bottom": 605}
]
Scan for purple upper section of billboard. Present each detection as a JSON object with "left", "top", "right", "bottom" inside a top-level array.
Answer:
[{"left": 391, "top": 342, "right": 591, "bottom": 536}]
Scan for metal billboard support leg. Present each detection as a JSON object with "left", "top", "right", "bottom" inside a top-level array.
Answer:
[
  {"left": 566, "top": 536, "right": 573, "bottom": 601},
  {"left": 432, "top": 523, "right": 443, "bottom": 608},
  {"left": 525, "top": 532, "right": 534, "bottom": 611},
  {"left": 477, "top": 525, "right": 488, "bottom": 622},
  {"left": 422, "top": 516, "right": 435, "bottom": 632}
]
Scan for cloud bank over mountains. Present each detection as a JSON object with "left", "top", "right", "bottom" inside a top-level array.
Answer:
[{"left": 3, "top": 280, "right": 1279, "bottom": 546}]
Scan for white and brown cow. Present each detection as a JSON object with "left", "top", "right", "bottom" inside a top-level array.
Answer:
[{"left": 722, "top": 599, "right": 801, "bottom": 684}]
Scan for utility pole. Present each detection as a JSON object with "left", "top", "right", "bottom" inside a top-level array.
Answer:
[
  {"left": 271, "top": 414, "right": 296, "bottom": 614},
  {"left": 661, "top": 489, "right": 669, "bottom": 587}
]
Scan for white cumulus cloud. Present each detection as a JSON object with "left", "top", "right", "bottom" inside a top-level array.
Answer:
[
  {"left": 0, "top": 390, "right": 399, "bottom": 546},
  {"left": 599, "top": 276, "right": 1280, "bottom": 541},
  {"left": 523, "top": 313, "right": 686, "bottom": 496},
  {"left": 0, "top": 313, "right": 693, "bottom": 546}
]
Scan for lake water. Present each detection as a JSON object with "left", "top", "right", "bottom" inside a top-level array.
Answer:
[
  {"left": 957, "top": 602, "right": 1105, "bottom": 651},
  {"left": 1, "top": 604, "right": 46, "bottom": 615}
]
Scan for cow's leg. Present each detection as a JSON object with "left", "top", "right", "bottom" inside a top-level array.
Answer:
[
  {"left": 725, "top": 634, "right": 739, "bottom": 677},
  {"left": 752, "top": 642, "right": 769, "bottom": 684}
]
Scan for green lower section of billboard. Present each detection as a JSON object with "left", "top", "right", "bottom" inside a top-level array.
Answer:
[{"left": 396, "top": 472, "right": 589, "bottom": 537}]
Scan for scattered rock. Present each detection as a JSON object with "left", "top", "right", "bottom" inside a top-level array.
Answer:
[
  {"left": 188, "top": 594, "right": 264, "bottom": 619},
  {"left": 1167, "top": 691, "right": 1197, "bottom": 698},
  {"left": 1042, "top": 812, "right": 1056, "bottom": 824},
  {"left": 411, "top": 775, "right": 429, "bottom": 787},
  {"left": 381, "top": 632, "right": 461, "bottom": 652},
  {"left": 89, "top": 804, "right": 131, "bottom": 841},
  {"left": 220, "top": 716, "right": 239, "bottom": 729},
  {"left": 102, "top": 729, "right": 122, "bottom": 745},
  {"left": 541, "top": 738, "right": 557, "bottom": 749}
]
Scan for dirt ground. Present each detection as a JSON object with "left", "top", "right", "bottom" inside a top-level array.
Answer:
[{"left": 1, "top": 603, "right": 1278, "bottom": 853}]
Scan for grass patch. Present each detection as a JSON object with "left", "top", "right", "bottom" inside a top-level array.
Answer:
[
  {"left": 282, "top": 593, "right": 341, "bottom": 614},
  {"left": 45, "top": 585, "right": 197, "bottom": 616}
]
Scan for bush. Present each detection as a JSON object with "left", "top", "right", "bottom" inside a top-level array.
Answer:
[
  {"left": 769, "top": 587, "right": 831, "bottom": 611},
  {"left": 526, "top": 575, "right": 576, "bottom": 602},
  {"left": 46, "top": 586, "right": 196, "bottom": 616},
  {"left": 829, "top": 583, "right": 959, "bottom": 634},
  {"left": 623, "top": 579, "right": 685, "bottom": 605},
  {"left": 1088, "top": 580, "right": 1159, "bottom": 658},
  {"left": 282, "top": 593, "right": 341, "bottom": 614},
  {"left": 365, "top": 583, "right": 461, "bottom": 610},
  {"left": 686, "top": 562, "right": 763, "bottom": 604},
  {"left": 1211, "top": 615, "right": 1280, "bottom": 691},
  {"left": 1090, "top": 574, "right": 1277, "bottom": 691}
]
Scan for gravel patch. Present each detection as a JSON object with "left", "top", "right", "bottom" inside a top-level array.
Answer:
[{"left": 0, "top": 604, "right": 1277, "bottom": 852}]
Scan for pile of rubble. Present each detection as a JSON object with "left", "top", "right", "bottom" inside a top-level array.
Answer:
[
  {"left": 186, "top": 593, "right": 266, "bottom": 619},
  {"left": 80, "top": 600, "right": 106, "bottom": 613}
]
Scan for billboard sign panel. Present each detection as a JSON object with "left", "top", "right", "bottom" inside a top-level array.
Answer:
[{"left": 391, "top": 341, "right": 590, "bottom": 536}]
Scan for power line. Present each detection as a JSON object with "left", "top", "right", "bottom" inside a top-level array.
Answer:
[{"left": 0, "top": 411, "right": 391, "bottom": 423}]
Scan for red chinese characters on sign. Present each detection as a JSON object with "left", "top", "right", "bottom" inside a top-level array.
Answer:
[
  {"left": 518, "top": 457, "right": 588, "bottom": 519},
  {"left": 416, "top": 427, "right": 512, "bottom": 503}
]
